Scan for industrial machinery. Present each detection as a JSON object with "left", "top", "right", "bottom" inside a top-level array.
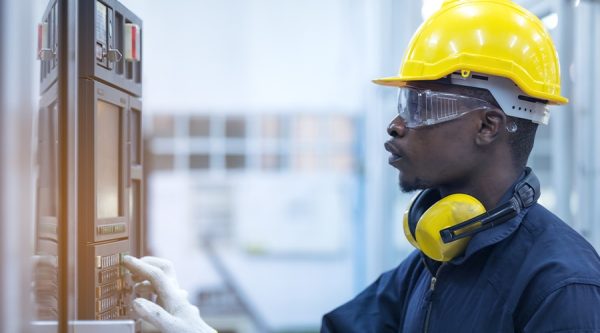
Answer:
[{"left": 35, "top": 0, "right": 144, "bottom": 330}]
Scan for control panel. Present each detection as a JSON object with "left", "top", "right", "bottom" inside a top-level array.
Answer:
[
  {"left": 80, "top": 240, "right": 132, "bottom": 320},
  {"left": 77, "top": 79, "right": 143, "bottom": 320},
  {"left": 80, "top": 0, "right": 142, "bottom": 96},
  {"left": 35, "top": 0, "right": 144, "bottom": 327}
]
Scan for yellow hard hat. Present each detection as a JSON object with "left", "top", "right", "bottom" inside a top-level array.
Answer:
[{"left": 374, "top": 0, "right": 568, "bottom": 105}]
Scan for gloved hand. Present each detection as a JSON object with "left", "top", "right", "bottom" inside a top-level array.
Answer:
[{"left": 123, "top": 255, "right": 217, "bottom": 333}]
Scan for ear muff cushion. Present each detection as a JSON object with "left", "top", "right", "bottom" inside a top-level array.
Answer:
[
  {"left": 403, "top": 189, "right": 442, "bottom": 249},
  {"left": 416, "top": 194, "right": 486, "bottom": 262}
]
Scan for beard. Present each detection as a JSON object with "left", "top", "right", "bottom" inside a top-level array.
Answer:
[{"left": 399, "top": 175, "right": 430, "bottom": 193}]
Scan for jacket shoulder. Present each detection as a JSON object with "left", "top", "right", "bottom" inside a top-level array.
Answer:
[
  {"left": 521, "top": 204, "right": 600, "bottom": 278},
  {"left": 512, "top": 204, "right": 600, "bottom": 323}
]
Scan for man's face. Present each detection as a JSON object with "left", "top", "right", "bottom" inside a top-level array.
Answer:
[{"left": 384, "top": 83, "right": 486, "bottom": 192}]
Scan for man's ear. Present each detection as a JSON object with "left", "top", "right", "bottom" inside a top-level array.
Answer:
[{"left": 475, "top": 109, "right": 506, "bottom": 146}]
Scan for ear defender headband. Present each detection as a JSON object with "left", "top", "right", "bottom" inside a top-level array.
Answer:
[{"left": 403, "top": 168, "right": 540, "bottom": 262}]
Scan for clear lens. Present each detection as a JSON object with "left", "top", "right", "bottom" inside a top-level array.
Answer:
[{"left": 397, "top": 87, "right": 496, "bottom": 128}]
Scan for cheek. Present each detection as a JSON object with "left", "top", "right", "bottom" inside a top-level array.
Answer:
[{"left": 415, "top": 134, "right": 474, "bottom": 174}]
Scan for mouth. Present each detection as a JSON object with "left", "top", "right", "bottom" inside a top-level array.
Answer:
[
  {"left": 388, "top": 153, "right": 402, "bottom": 164},
  {"left": 384, "top": 141, "right": 403, "bottom": 166}
]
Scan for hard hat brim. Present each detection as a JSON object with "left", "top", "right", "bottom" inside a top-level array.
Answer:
[
  {"left": 372, "top": 77, "right": 408, "bottom": 87},
  {"left": 372, "top": 76, "right": 569, "bottom": 105}
]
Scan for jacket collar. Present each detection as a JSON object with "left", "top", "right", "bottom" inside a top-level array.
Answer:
[
  {"left": 449, "top": 170, "right": 531, "bottom": 265},
  {"left": 420, "top": 170, "right": 532, "bottom": 270}
]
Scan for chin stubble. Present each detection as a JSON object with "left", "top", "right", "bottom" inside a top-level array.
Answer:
[{"left": 399, "top": 177, "right": 429, "bottom": 193}]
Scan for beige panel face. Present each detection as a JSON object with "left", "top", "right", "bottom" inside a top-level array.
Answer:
[
  {"left": 38, "top": 102, "right": 58, "bottom": 218},
  {"left": 130, "top": 109, "right": 141, "bottom": 165},
  {"left": 129, "top": 180, "right": 141, "bottom": 257},
  {"left": 96, "top": 100, "right": 121, "bottom": 219},
  {"left": 34, "top": 83, "right": 60, "bottom": 323}
]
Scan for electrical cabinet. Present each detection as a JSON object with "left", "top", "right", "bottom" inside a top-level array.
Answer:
[{"left": 35, "top": 0, "right": 144, "bottom": 328}]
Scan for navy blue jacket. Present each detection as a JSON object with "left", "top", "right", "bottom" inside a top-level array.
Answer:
[{"left": 322, "top": 194, "right": 600, "bottom": 332}]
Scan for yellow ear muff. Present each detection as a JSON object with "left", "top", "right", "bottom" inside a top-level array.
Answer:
[
  {"left": 403, "top": 209, "right": 420, "bottom": 249},
  {"left": 416, "top": 194, "right": 486, "bottom": 262},
  {"left": 403, "top": 190, "right": 432, "bottom": 249}
]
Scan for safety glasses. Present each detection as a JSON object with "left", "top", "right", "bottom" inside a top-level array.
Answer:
[{"left": 397, "top": 86, "right": 498, "bottom": 128}]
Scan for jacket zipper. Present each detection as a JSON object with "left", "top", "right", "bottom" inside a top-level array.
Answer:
[{"left": 423, "top": 264, "right": 444, "bottom": 333}]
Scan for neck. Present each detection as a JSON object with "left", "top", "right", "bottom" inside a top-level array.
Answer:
[{"left": 438, "top": 165, "right": 523, "bottom": 210}]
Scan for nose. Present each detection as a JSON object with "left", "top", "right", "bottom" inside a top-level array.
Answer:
[{"left": 387, "top": 115, "right": 407, "bottom": 138}]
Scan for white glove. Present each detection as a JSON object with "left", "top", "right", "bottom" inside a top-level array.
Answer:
[{"left": 123, "top": 255, "right": 217, "bottom": 333}]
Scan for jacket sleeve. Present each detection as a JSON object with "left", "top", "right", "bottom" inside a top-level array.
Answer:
[
  {"left": 522, "top": 283, "right": 600, "bottom": 333},
  {"left": 320, "top": 273, "right": 395, "bottom": 333},
  {"left": 320, "top": 250, "right": 424, "bottom": 333}
]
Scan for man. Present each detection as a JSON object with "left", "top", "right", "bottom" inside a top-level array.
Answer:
[
  {"left": 321, "top": 0, "right": 600, "bottom": 332},
  {"left": 124, "top": 0, "right": 600, "bottom": 332}
]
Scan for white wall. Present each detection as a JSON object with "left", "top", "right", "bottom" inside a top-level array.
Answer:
[{"left": 121, "top": 0, "right": 367, "bottom": 114}]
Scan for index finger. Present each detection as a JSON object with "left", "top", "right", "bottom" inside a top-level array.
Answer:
[
  {"left": 122, "top": 255, "right": 180, "bottom": 303},
  {"left": 139, "top": 256, "right": 178, "bottom": 283}
]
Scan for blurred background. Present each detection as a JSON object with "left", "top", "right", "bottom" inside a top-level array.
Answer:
[{"left": 1, "top": 0, "right": 599, "bottom": 332}]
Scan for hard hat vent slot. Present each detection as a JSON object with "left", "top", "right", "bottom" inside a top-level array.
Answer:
[{"left": 518, "top": 95, "right": 548, "bottom": 105}]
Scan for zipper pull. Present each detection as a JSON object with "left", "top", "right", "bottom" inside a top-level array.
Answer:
[{"left": 429, "top": 277, "right": 437, "bottom": 291}]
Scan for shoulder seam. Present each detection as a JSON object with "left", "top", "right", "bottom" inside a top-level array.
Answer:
[{"left": 524, "top": 278, "right": 600, "bottom": 321}]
